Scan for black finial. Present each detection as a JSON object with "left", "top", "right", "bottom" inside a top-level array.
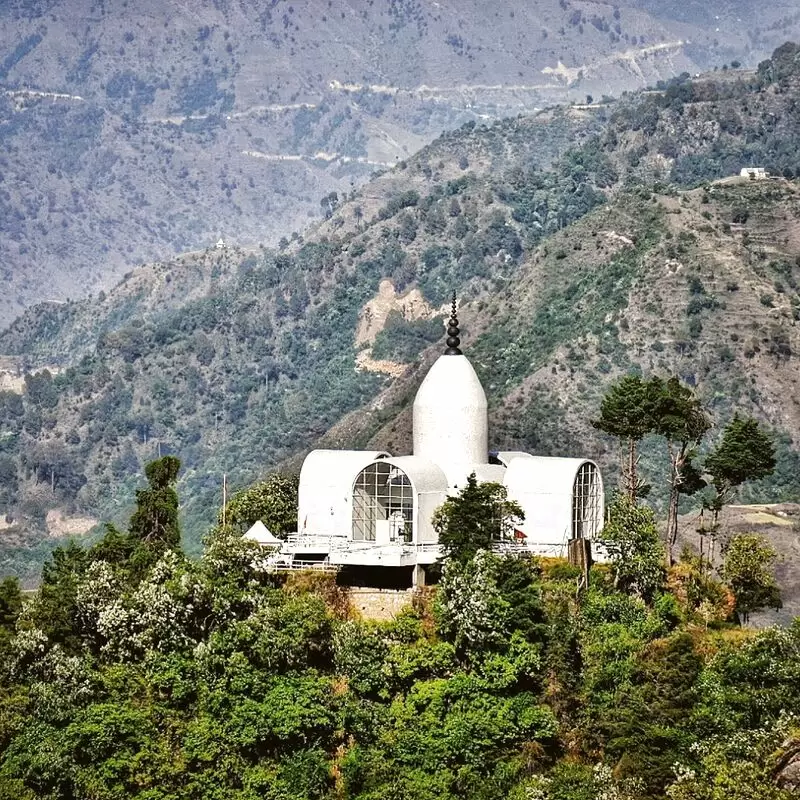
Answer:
[{"left": 444, "top": 290, "right": 462, "bottom": 355}]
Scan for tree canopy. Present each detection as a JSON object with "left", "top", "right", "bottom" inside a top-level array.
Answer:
[
  {"left": 705, "top": 416, "right": 776, "bottom": 524},
  {"left": 720, "top": 533, "right": 782, "bottom": 624},
  {"left": 431, "top": 473, "right": 524, "bottom": 564},
  {"left": 219, "top": 472, "right": 299, "bottom": 537}
]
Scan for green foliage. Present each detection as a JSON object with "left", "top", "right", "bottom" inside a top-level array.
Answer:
[
  {"left": 220, "top": 473, "right": 299, "bottom": 538},
  {"left": 377, "top": 190, "right": 420, "bottom": 221},
  {"left": 594, "top": 374, "right": 711, "bottom": 560},
  {"left": 26, "top": 540, "right": 89, "bottom": 652},
  {"left": 128, "top": 455, "right": 181, "bottom": 553},
  {"left": 592, "top": 375, "right": 661, "bottom": 500},
  {"left": 370, "top": 312, "right": 443, "bottom": 363},
  {"left": 3, "top": 508, "right": 800, "bottom": 800},
  {"left": 598, "top": 495, "right": 665, "bottom": 600},
  {"left": 432, "top": 474, "right": 524, "bottom": 565},
  {"left": 720, "top": 534, "right": 781, "bottom": 624},
  {"left": 666, "top": 717, "right": 797, "bottom": 800},
  {"left": 0, "top": 577, "right": 22, "bottom": 652},
  {"left": 705, "top": 417, "right": 776, "bottom": 521},
  {"left": 593, "top": 375, "right": 658, "bottom": 442},
  {"left": 436, "top": 550, "right": 545, "bottom": 662}
]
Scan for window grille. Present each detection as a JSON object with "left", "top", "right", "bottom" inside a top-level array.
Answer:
[
  {"left": 572, "top": 462, "right": 601, "bottom": 539},
  {"left": 352, "top": 462, "right": 414, "bottom": 543}
]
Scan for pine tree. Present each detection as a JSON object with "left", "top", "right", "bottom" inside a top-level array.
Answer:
[
  {"left": 650, "top": 377, "right": 711, "bottom": 566},
  {"left": 592, "top": 375, "right": 659, "bottom": 502},
  {"left": 705, "top": 416, "right": 776, "bottom": 527},
  {"left": 129, "top": 455, "right": 181, "bottom": 553}
]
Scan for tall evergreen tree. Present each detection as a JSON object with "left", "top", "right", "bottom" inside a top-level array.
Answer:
[
  {"left": 0, "top": 576, "right": 22, "bottom": 652},
  {"left": 129, "top": 455, "right": 181, "bottom": 553},
  {"left": 592, "top": 375, "right": 659, "bottom": 502},
  {"left": 705, "top": 416, "right": 776, "bottom": 527},
  {"left": 650, "top": 377, "right": 711, "bottom": 566}
]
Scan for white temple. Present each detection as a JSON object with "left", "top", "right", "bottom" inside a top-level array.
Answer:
[{"left": 272, "top": 296, "right": 604, "bottom": 582}]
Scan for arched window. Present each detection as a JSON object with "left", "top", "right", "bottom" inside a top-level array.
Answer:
[
  {"left": 572, "top": 462, "right": 601, "bottom": 539},
  {"left": 352, "top": 462, "right": 414, "bottom": 544}
]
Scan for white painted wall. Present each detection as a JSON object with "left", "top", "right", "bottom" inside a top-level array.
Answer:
[
  {"left": 503, "top": 456, "right": 604, "bottom": 549},
  {"left": 298, "top": 449, "right": 389, "bottom": 537}
]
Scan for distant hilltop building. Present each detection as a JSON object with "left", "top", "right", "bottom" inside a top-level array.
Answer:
[
  {"left": 261, "top": 296, "right": 605, "bottom": 586},
  {"left": 215, "top": 238, "right": 226, "bottom": 249},
  {"left": 740, "top": 167, "right": 768, "bottom": 180}
]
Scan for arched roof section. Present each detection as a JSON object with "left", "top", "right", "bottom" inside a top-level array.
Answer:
[
  {"left": 504, "top": 456, "right": 600, "bottom": 492},
  {"left": 298, "top": 449, "right": 390, "bottom": 537},
  {"left": 300, "top": 449, "right": 390, "bottom": 484},
  {"left": 503, "top": 456, "right": 605, "bottom": 548},
  {"left": 469, "top": 463, "right": 508, "bottom": 485},
  {"left": 369, "top": 455, "right": 449, "bottom": 496},
  {"left": 491, "top": 451, "right": 535, "bottom": 467}
]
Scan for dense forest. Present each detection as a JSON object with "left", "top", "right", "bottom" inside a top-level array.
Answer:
[{"left": 0, "top": 450, "right": 796, "bottom": 799}]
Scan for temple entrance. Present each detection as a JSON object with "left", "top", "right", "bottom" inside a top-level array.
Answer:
[
  {"left": 572, "top": 462, "right": 602, "bottom": 539},
  {"left": 352, "top": 462, "right": 414, "bottom": 544}
]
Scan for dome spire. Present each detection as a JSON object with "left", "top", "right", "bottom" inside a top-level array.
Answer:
[{"left": 444, "top": 291, "right": 462, "bottom": 355}]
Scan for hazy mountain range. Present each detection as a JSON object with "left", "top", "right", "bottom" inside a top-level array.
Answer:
[{"left": 3, "top": 0, "right": 800, "bottom": 325}]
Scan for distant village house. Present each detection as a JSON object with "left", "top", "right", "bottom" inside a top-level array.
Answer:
[{"left": 740, "top": 167, "right": 768, "bottom": 180}]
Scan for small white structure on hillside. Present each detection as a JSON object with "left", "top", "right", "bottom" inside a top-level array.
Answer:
[
  {"left": 740, "top": 167, "right": 768, "bottom": 180},
  {"left": 269, "top": 296, "right": 605, "bottom": 582},
  {"left": 244, "top": 520, "right": 283, "bottom": 547}
]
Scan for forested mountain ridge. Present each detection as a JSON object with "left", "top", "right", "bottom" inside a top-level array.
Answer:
[
  {"left": 3, "top": 0, "right": 800, "bottom": 326},
  {"left": 6, "top": 47, "right": 800, "bottom": 583}
]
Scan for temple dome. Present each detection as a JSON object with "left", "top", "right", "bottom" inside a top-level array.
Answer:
[{"left": 412, "top": 353, "right": 488, "bottom": 487}]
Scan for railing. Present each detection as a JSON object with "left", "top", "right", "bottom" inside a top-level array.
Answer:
[
  {"left": 265, "top": 558, "right": 340, "bottom": 573},
  {"left": 286, "top": 534, "right": 431, "bottom": 554},
  {"left": 282, "top": 535, "right": 567, "bottom": 559},
  {"left": 286, "top": 534, "right": 343, "bottom": 550}
]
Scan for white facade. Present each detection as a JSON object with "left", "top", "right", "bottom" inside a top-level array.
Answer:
[
  {"left": 502, "top": 456, "right": 604, "bottom": 556},
  {"left": 264, "top": 300, "right": 605, "bottom": 570},
  {"left": 740, "top": 167, "right": 768, "bottom": 180},
  {"left": 297, "top": 449, "right": 389, "bottom": 540}
]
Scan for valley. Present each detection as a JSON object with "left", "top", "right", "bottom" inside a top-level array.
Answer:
[{"left": 6, "top": 8, "right": 800, "bottom": 800}]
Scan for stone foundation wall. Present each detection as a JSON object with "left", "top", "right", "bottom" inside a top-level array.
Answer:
[{"left": 348, "top": 588, "right": 416, "bottom": 621}]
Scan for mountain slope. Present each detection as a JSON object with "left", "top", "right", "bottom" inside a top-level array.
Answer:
[
  {"left": 5, "top": 47, "right": 800, "bottom": 583},
  {"left": 3, "top": 0, "right": 800, "bottom": 326}
]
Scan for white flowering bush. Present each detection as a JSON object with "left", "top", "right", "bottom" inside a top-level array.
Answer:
[
  {"left": 666, "top": 714, "right": 798, "bottom": 799},
  {"left": 199, "top": 525, "right": 281, "bottom": 626},
  {"left": 28, "top": 645, "right": 93, "bottom": 722},
  {"left": 76, "top": 560, "right": 127, "bottom": 653},
  {"left": 437, "top": 549, "right": 511, "bottom": 655},
  {"left": 9, "top": 627, "right": 49, "bottom": 679},
  {"left": 508, "top": 765, "right": 642, "bottom": 800}
]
